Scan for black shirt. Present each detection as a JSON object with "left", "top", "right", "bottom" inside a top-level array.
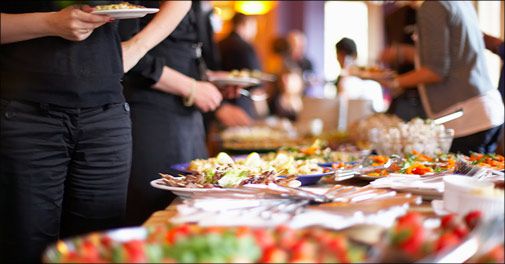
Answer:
[
  {"left": 0, "top": 1, "right": 124, "bottom": 108},
  {"left": 119, "top": 1, "right": 202, "bottom": 86},
  {"left": 218, "top": 32, "right": 261, "bottom": 71}
]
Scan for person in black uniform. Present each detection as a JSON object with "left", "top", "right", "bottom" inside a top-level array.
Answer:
[
  {"left": 120, "top": 1, "right": 226, "bottom": 226},
  {"left": 218, "top": 12, "right": 261, "bottom": 122},
  {"left": 0, "top": 2, "right": 132, "bottom": 263}
]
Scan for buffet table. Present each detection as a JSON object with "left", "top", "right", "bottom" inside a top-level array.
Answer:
[{"left": 142, "top": 178, "right": 436, "bottom": 228}]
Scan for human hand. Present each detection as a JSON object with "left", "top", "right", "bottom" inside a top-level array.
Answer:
[
  {"left": 206, "top": 70, "right": 247, "bottom": 99},
  {"left": 193, "top": 81, "right": 223, "bottom": 112},
  {"left": 121, "top": 40, "right": 147, "bottom": 73},
  {"left": 215, "top": 104, "right": 253, "bottom": 127},
  {"left": 46, "top": 5, "right": 111, "bottom": 41}
]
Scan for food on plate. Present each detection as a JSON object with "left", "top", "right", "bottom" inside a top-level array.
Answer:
[
  {"left": 45, "top": 224, "right": 367, "bottom": 263},
  {"left": 188, "top": 152, "right": 324, "bottom": 176},
  {"left": 159, "top": 170, "right": 298, "bottom": 188},
  {"left": 277, "top": 139, "right": 368, "bottom": 164},
  {"left": 363, "top": 152, "right": 456, "bottom": 178},
  {"left": 221, "top": 125, "right": 297, "bottom": 151},
  {"left": 467, "top": 153, "right": 504, "bottom": 171},
  {"left": 94, "top": 2, "right": 145, "bottom": 10},
  {"left": 229, "top": 69, "right": 261, "bottom": 79},
  {"left": 167, "top": 152, "right": 327, "bottom": 188}
]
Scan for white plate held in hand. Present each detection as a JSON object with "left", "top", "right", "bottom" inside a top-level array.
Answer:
[{"left": 92, "top": 8, "right": 159, "bottom": 19}]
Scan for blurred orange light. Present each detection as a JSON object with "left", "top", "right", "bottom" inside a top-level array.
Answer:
[{"left": 235, "top": 1, "right": 274, "bottom": 15}]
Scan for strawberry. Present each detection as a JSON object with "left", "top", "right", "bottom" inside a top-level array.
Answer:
[
  {"left": 253, "top": 229, "right": 275, "bottom": 249},
  {"left": 123, "top": 240, "right": 146, "bottom": 262},
  {"left": 392, "top": 225, "right": 425, "bottom": 255},
  {"left": 440, "top": 214, "right": 457, "bottom": 230},
  {"left": 435, "top": 232, "right": 460, "bottom": 253},
  {"left": 452, "top": 224, "right": 469, "bottom": 239},
  {"left": 261, "top": 246, "right": 288, "bottom": 263},
  {"left": 290, "top": 239, "right": 316, "bottom": 261},
  {"left": 81, "top": 239, "right": 100, "bottom": 261},
  {"left": 464, "top": 210, "right": 482, "bottom": 230},
  {"left": 397, "top": 212, "right": 423, "bottom": 228}
]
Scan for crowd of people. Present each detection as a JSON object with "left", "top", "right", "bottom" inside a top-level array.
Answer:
[{"left": 0, "top": 1, "right": 503, "bottom": 262}]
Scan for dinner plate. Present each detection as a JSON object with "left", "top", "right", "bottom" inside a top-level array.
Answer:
[
  {"left": 295, "top": 171, "right": 336, "bottom": 186},
  {"left": 209, "top": 76, "right": 261, "bottom": 88},
  {"left": 92, "top": 8, "right": 159, "bottom": 19},
  {"left": 150, "top": 179, "right": 232, "bottom": 199}
]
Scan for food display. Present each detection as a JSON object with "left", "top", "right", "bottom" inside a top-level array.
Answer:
[
  {"left": 221, "top": 125, "right": 297, "bottom": 152},
  {"left": 348, "top": 65, "right": 396, "bottom": 81},
  {"left": 276, "top": 139, "right": 369, "bottom": 164},
  {"left": 44, "top": 224, "right": 368, "bottom": 263},
  {"left": 228, "top": 69, "right": 275, "bottom": 82},
  {"left": 348, "top": 113, "right": 403, "bottom": 148},
  {"left": 380, "top": 211, "right": 502, "bottom": 262},
  {"left": 164, "top": 152, "right": 327, "bottom": 188},
  {"left": 466, "top": 153, "right": 504, "bottom": 171},
  {"left": 368, "top": 118, "right": 454, "bottom": 156},
  {"left": 94, "top": 2, "right": 145, "bottom": 10}
]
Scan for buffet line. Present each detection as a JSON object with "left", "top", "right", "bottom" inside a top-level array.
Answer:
[{"left": 44, "top": 114, "right": 504, "bottom": 263}]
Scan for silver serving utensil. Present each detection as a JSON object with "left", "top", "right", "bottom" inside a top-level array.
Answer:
[
  {"left": 433, "top": 109, "right": 464, "bottom": 125},
  {"left": 239, "top": 89, "right": 268, "bottom": 101}
]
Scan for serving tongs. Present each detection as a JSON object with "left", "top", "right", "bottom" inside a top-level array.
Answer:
[{"left": 332, "top": 155, "right": 403, "bottom": 179}]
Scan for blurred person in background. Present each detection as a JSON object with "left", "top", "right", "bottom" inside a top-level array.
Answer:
[
  {"left": 120, "top": 1, "right": 229, "bottom": 226},
  {"left": 268, "top": 36, "right": 304, "bottom": 121},
  {"left": 380, "top": 1, "right": 426, "bottom": 121},
  {"left": 285, "top": 30, "right": 320, "bottom": 96},
  {"left": 381, "top": 1, "right": 504, "bottom": 154},
  {"left": 217, "top": 12, "right": 261, "bottom": 125},
  {"left": 335, "top": 37, "right": 386, "bottom": 113},
  {"left": 0, "top": 1, "right": 155, "bottom": 261},
  {"left": 483, "top": 33, "right": 504, "bottom": 155}
]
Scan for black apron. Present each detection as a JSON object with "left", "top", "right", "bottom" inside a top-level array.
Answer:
[{"left": 123, "top": 1, "right": 208, "bottom": 225}]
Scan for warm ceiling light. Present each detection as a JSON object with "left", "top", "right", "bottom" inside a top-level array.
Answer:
[{"left": 235, "top": 1, "right": 274, "bottom": 15}]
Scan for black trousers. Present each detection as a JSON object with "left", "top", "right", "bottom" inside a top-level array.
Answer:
[
  {"left": 0, "top": 100, "right": 132, "bottom": 263},
  {"left": 450, "top": 125, "right": 503, "bottom": 155},
  {"left": 124, "top": 91, "right": 208, "bottom": 226}
]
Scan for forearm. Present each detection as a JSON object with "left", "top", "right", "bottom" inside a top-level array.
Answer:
[
  {"left": 400, "top": 44, "right": 416, "bottom": 65},
  {"left": 1, "top": 12, "right": 54, "bottom": 44},
  {"left": 396, "top": 66, "right": 442, "bottom": 89},
  {"left": 153, "top": 66, "right": 193, "bottom": 97},
  {"left": 126, "top": 1, "right": 190, "bottom": 53}
]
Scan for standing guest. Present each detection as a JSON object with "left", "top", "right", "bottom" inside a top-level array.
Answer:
[
  {"left": 218, "top": 12, "right": 260, "bottom": 122},
  {"left": 381, "top": 2, "right": 426, "bottom": 121},
  {"left": 0, "top": 2, "right": 143, "bottom": 262},
  {"left": 381, "top": 1, "right": 504, "bottom": 154},
  {"left": 336, "top": 38, "right": 386, "bottom": 113},
  {"left": 120, "top": 1, "right": 227, "bottom": 226},
  {"left": 483, "top": 33, "right": 504, "bottom": 154},
  {"left": 286, "top": 30, "right": 318, "bottom": 96}
]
